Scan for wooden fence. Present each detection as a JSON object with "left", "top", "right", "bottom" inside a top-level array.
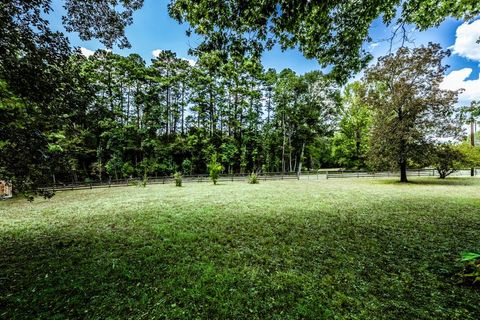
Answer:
[
  {"left": 325, "top": 168, "right": 478, "bottom": 179},
  {"left": 37, "top": 168, "right": 478, "bottom": 193},
  {"left": 43, "top": 172, "right": 304, "bottom": 192}
]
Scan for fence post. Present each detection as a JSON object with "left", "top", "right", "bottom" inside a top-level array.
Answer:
[{"left": 326, "top": 171, "right": 329, "bottom": 179}]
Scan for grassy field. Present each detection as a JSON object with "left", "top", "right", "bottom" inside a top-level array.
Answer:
[{"left": 1, "top": 178, "right": 480, "bottom": 319}]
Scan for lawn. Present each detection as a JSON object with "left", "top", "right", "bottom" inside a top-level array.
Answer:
[{"left": 1, "top": 178, "right": 480, "bottom": 319}]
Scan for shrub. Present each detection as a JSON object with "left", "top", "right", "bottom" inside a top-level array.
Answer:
[
  {"left": 121, "top": 162, "right": 135, "bottom": 178},
  {"left": 182, "top": 159, "right": 192, "bottom": 175},
  {"left": 431, "top": 144, "right": 465, "bottom": 179},
  {"left": 248, "top": 172, "right": 259, "bottom": 184},
  {"left": 460, "top": 252, "right": 480, "bottom": 284},
  {"left": 174, "top": 172, "right": 182, "bottom": 187},
  {"left": 208, "top": 154, "right": 223, "bottom": 185}
]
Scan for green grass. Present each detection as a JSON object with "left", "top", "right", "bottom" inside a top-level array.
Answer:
[{"left": 1, "top": 178, "right": 480, "bottom": 319}]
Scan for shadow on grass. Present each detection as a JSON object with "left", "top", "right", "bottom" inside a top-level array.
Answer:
[
  {"left": 377, "top": 177, "right": 480, "bottom": 186},
  {"left": 1, "top": 195, "right": 480, "bottom": 319}
]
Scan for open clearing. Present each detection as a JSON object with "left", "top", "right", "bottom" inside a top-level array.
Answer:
[{"left": 1, "top": 178, "right": 480, "bottom": 319}]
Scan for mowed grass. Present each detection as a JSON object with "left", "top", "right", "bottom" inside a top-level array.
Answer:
[{"left": 1, "top": 178, "right": 480, "bottom": 319}]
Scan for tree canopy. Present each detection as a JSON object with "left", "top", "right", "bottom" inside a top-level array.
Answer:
[{"left": 168, "top": 0, "right": 480, "bottom": 82}]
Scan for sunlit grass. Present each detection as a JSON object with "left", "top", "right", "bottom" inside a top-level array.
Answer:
[{"left": 1, "top": 178, "right": 480, "bottom": 319}]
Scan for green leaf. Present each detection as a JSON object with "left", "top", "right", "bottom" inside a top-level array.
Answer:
[{"left": 460, "top": 252, "right": 480, "bottom": 261}]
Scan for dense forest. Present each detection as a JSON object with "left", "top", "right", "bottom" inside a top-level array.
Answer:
[
  {"left": 52, "top": 50, "right": 341, "bottom": 182},
  {"left": 4, "top": 48, "right": 342, "bottom": 188}
]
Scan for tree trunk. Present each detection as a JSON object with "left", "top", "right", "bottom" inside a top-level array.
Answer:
[
  {"left": 288, "top": 134, "right": 292, "bottom": 173},
  {"left": 281, "top": 114, "right": 286, "bottom": 174},
  {"left": 400, "top": 161, "right": 408, "bottom": 183},
  {"left": 297, "top": 142, "right": 305, "bottom": 178},
  {"left": 471, "top": 120, "right": 475, "bottom": 176},
  {"left": 181, "top": 84, "right": 185, "bottom": 135}
]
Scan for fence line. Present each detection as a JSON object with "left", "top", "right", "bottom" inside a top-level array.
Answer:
[
  {"left": 325, "top": 168, "right": 478, "bottom": 179},
  {"left": 43, "top": 172, "right": 303, "bottom": 192},
  {"left": 39, "top": 168, "right": 478, "bottom": 193}
]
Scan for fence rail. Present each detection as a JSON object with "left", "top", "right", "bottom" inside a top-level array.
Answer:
[
  {"left": 325, "top": 168, "right": 479, "bottom": 179},
  {"left": 38, "top": 168, "right": 478, "bottom": 193},
  {"left": 43, "top": 172, "right": 304, "bottom": 192}
]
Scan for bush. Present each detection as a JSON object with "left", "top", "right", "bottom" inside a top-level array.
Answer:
[
  {"left": 121, "top": 162, "right": 135, "bottom": 178},
  {"left": 460, "top": 252, "right": 480, "bottom": 284},
  {"left": 182, "top": 159, "right": 192, "bottom": 175},
  {"left": 248, "top": 172, "right": 259, "bottom": 184},
  {"left": 173, "top": 172, "right": 182, "bottom": 187},
  {"left": 431, "top": 144, "right": 465, "bottom": 179},
  {"left": 208, "top": 154, "right": 223, "bottom": 185}
]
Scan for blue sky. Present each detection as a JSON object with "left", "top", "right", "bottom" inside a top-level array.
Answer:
[{"left": 49, "top": 0, "right": 480, "bottom": 104}]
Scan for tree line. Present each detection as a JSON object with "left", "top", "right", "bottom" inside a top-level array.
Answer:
[{"left": 32, "top": 49, "right": 342, "bottom": 185}]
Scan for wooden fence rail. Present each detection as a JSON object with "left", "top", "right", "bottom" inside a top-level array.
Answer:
[{"left": 37, "top": 168, "right": 478, "bottom": 193}]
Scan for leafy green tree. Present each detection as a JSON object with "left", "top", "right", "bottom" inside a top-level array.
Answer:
[
  {"left": 457, "top": 142, "right": 480, "bottom": 168},
  {"left": 0, "top": 0, "right": 141, "bottom": 198},
  {"left": 332, "top": 82, "right": 372, "bottom": 169},
  {"left": 362, "top": 44, "right": 461, "bottom": 182},
  {"left": 430, "top": 144, "right": 465, "bottom": 179}
]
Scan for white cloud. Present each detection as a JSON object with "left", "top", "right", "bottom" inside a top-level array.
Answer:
[
  {"left": 152, "top": 49, "right": 163, "bottom": 57},
  {"left": 441, "top": 68, "right": 480, "bottom": 104},
  {"left": 152, "top": 49, "right": 196, "bottom": 66},
  {"left": 450, "top": 19, "right": 480, "bottom": 61},
  {"left": 80, "top": 47, "right": 95, "bottom": 58},
  {"left": 184, "top": 58, "right": 196, "bottom": 66},
  {"left": 369, "top": 42, "right": 379, "bottom": 49}
]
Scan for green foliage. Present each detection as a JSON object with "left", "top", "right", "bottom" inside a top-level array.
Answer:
[
  {"left": 168, "top": 0, "right": 479, "bottom": 82},
  {"left": 332, "top": 82, "right": 371, "bottom": 169},
  {"left": 121, "top": 162, "right": 135, "bottom": 178},
  {"left": 363, "top": 44, "right": 461, "bottom": 182},
  {"left": 207, "top": 154, "right": 223, "bottom": 185},
  {"left": 431, "top": 144, "right": 466, "bottom": 179},
  {"left": 457, "top": 143, "right": 480, "bottom": 167},
  {"left": 181, "top": 159, "right": 192, "bottom": 175},
  {"left": 248, "top": 172, "right": 259, "bottom": 184},
  {"left": 0, "top": 1, "right": 142, "bottom": 198},
  {"left": 460, "top": 252, "right": 480, "bottom": 285},
  {"left": 3, "top": 0, "right": 480, "bottom": 199},
  {"left": 173, "top": 172, "right": 183, "bottom": 187},
  {"left": 105, "top": 155, "right": 123, "bottom": 180}
]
